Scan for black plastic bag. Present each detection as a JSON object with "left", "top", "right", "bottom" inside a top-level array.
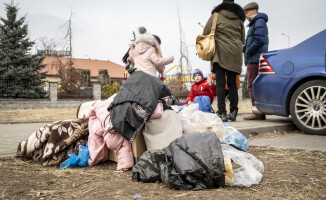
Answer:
[{"left": 132, "top": 132, "right": 225, "bottom": 190}]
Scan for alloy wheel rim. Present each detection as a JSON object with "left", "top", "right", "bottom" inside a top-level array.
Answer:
[{"left": 295, "top": 85, "right": 326, "bottom": 130}]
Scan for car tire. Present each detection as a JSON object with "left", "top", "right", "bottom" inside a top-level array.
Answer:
[{"left": 290, "top": 79, "right": 326, "bottom": 135}]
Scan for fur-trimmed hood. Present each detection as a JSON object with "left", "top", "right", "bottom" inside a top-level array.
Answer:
[
  {"left": 212, "top": 3, "right": 245, "bottom": 22},
  {"left": 135, "top": 27, "right": 155, "bottom": 46}
]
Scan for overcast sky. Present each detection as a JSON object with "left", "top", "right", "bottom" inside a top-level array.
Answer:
[{"left": 1, "top": 0, "right": 326, "bottom": 75}]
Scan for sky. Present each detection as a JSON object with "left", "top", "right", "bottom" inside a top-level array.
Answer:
[{"left": 1, "top": 0, "right": 326, "bottom": 76}]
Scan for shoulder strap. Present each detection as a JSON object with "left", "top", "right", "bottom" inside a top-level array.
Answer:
[{"left": 210, "top": 12, "right": 219, "bottom": 35}]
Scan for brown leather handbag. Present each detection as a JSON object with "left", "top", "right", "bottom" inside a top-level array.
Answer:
[{"left": 195, "top": 13, "right": 218, "bottom": 61}]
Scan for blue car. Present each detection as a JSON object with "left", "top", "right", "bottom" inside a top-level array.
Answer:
[{"left": 253, "top": 29, "right": 326, "bottom": 135}]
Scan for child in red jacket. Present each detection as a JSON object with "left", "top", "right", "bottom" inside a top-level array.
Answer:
[{"left": 186, "top": 69, "right": 216, "bottom": 107}]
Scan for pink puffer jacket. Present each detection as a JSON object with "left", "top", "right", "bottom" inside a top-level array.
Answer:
[
  {"left": 129, "top": 41, "right": 174, "bottom": 76},
  {"left": 88, "top": 94, "right": 134, "bottom": 170}
]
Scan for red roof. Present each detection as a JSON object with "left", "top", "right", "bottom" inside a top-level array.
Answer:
[{"left": 41, "top": 57, "right": 127, "bottom": 78}]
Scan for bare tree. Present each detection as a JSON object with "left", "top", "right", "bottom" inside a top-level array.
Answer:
[{"left": 36, "top": 37, "right": 57, "bottom": 52}]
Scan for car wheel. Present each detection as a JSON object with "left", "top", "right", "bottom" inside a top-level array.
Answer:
[{"left": 290, "top": 80, "right": 326, "bottom": 135}]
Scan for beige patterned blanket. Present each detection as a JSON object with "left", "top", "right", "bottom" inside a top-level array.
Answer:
[{"left": 16, "top": 118, "right": 89, "bottom": 167}]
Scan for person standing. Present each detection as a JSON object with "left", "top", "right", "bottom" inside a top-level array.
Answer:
[
  {"left": 243, "top": 2, "right": 269, "bottom": 120},
  {"left": 203, "top": 0, "right": 245, "bottom": 122}
]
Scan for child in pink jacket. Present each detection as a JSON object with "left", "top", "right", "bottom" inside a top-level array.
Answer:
[
  {"left": 128, "top": 27, "right": 174, "bottom": 79},
  {"left": 88, "top": 94, "right": 134, "bottom": 170}
]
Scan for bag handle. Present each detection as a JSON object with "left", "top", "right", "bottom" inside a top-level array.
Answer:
[{"left": 210, "top": 12, "right": 219, "bottom": 35}]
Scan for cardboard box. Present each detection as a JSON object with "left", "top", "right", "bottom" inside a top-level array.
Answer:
[{"left": 108, "top": 131, "right": 146, "bottom": 162}]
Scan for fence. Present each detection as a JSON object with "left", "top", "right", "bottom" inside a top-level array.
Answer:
[
  {"left": 0, "top": 79, "right": 43, "bottom": 98},
  {"left": 164, "top": 79, "right": 193, "bottom": 98},
  {"left": 58, "top": 87, "right": 93, "bottom": 99},
  {"left": 0, "top": 82, "right": 102, "bottom": 110}
]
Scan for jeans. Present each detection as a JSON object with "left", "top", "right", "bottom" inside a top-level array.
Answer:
[
  {"left": 193, "top": 96, "right": 214, "bottom": 113},
  {"left": 213, "top": 63, "right": 238, "bottom": 114}
]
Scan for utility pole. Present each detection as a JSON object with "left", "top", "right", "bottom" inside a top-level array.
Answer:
[
  {"left": 56, "top": 10, "right": 81, "bottom": 95},
  {"left": 176, "top": 3, "right": 191, "bottom": 75},
  {"left": 59, "top": 10, "right": 73, "bottom": 58},
  {"left": 68, "top": 12, "right": 72, "bottom": 58}
]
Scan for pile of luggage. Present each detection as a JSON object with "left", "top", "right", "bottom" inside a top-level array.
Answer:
[{"left": 17, "top": 70, "right": 264, "bottom": 190}]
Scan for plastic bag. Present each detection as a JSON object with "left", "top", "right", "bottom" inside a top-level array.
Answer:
[
  {"left": 179, "top": 102, "right": 199, "bottom": 117},
  {"left": 222, "top": 144, "right": 264, "bottom": 187},
  {"left": 133, "top": 132, "right": 225, "bottom": 190},
  {"left": 77, "top": 143, "right": 90, "bottom": 167},
  {"left": 60, "top": 143, "right": 89, "bottom": 169},
  {"left": 223, "top": 122, "right": 249, "bottom": 151},
  {"left": 179, "top": 104, "right": 226, "bottom": 142},
  {"left": 60, "top": 152, "right": 78, "bottom": 169}
]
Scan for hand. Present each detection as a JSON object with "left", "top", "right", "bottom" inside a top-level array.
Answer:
[
  {"left": 207, "top": 75, "right": 213, "bottom": 86},
  {"left": 161, "top": 74, "right": 166, "bottom": 81},
  {"left": 187, "top": 101, "right": 192, "bottom": 105}
]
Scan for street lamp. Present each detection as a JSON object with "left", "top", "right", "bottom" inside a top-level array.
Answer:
[{"left": 282, "top": 33, "right": 290, "bottom": 48}]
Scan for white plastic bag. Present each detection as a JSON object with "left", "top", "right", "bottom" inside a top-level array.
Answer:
[
  {"left": 171, "top": 105, "right": 186, "bottom": 113},
  {"left": 178, "top": 104, "right": 226, "bottom": 142},
  {"left": 179, "top": 103, "right": 199, "bottom": 118},
  {"left": 222, "top": 144, "right": 264, "bottom": 187}
]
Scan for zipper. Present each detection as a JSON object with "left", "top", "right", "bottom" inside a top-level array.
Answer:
[{"left": 196, "top": 84, "right": 199, "bottom": 96}]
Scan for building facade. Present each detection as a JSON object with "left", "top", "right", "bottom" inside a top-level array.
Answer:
[{"left": 41, "top": 56, "right": 128, "bottom": 85}]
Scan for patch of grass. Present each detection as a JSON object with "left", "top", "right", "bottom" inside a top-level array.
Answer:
[
  {"left": 0, "top": 108, "right": 76, "bottom": 122},
  {"left": 1, "top": 147, "right": 325, "bottom": 199}
]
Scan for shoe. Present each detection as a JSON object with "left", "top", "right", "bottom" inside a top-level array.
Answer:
[
  {"left": 218, "top": 113, "right": 228, "bottom": 122},
  {"left": 244, "top": 113, "right": 266, "bottom": 120},
  {"left": 228, "top": 110, "right": 238, "bottom": 121}
]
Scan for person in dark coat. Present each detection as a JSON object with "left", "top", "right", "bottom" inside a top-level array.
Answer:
[
  {"left": 243, "top": 2, "right": 269, "bottom": 120},
  {"left": 203, "top": 0, "right": 245, "bottom": 122}
]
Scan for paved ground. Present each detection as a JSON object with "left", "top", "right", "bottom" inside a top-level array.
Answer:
[
  {"left": 228, "top": 114, "right": 297, "bottom": 137},
  {"left": 249, "top": 131, "right": 326, "bottom": 151},
  {"left": 0, "top": 122, "right": 47, "bottom": 157}
]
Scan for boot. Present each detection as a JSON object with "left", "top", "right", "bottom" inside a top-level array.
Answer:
[
  {"left": 244, "top": 113, "right": 266, "bottom": 120},
  {"left": 218, "top": 113, "right": 228, "bottom": 122},
  {"left": 228, "top": 110, "right": 238, "bottom": 121}
]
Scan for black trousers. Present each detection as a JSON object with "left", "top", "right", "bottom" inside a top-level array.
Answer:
[{"left": 213, "top": 63, "right": 238, "bottom": 114}]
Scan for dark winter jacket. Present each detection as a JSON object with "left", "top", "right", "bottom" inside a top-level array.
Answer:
[
  {"left": 203, "top": 2, "right": 245, "bottom": 74},
  {"left": 244, "top": 13, "right": 269, "bottom": 65},
  {"left": 107, "top": 70, "right": 171, "bottom": 142},
  {"left": 186, "top": 79, "right": 216, "bottom": 104}
]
